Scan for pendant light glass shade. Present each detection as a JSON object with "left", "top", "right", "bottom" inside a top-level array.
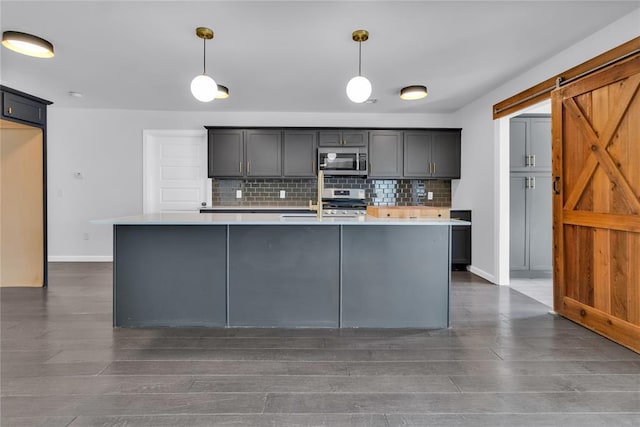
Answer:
[
  {"left": 400, "top": 85, "right": 428, "bottom": 100},
  {"left": 346, "top": 76, "right": 372, "bottom": 103},
  {"left": 191, "top": 74, "right": 217, "bottom": 102},
  {"left": 190, "top": 27, "right": 217, "bottom": 103},
  {"left": 346, "top": 30, "right": 371, "bottom": 104},
  {"left": 2, "top": 31, "right": 54, "bottom": 58}
]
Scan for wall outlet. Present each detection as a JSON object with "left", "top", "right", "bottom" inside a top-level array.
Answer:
[
  {"left": 427, "top": 191, "right": 434, "bottom": 200},
  {"left": 236, "top": 190, "right": 242, "bottom": 199},
  {"left": 280, "top": 190, "right": 286, "bottom": 199}
]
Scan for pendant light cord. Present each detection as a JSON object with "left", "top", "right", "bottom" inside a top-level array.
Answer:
[
  {"left": 202, "top": 37, "right": 207, "bottom": 75},
  {"left": 358, "top": 41, "right": 362, "bottom": 76}
]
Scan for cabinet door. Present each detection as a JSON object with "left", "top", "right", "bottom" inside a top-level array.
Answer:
[
  {"left": 510, "top": 116, "right": 551, "bottom": 172},
  {"left": 318, "top": 130, "right": 342, "bottom": 146},
  {"left": 369, "top": 131, "right": 403, "bottom": 177},
  {"left": 431, "top": 131, "right": 461, "bottom": 179},
  {"left": 451, "top": 226, "right": 471, "bottom": 265},
  {"left": 529, "top": 117, "right": 551, "bottom": 171},
  {"left": 342, "top": 130, "right": 368, "bottom": 146},
  {"left": 528, "top": 175, "right": 552, "bottom": 270},
  {"left": 510, "top": 175, "right": 529, "bottom": 270},
  {"left": 245, "top": 129, "right": 282, "bottom": 177},
  {"left": 509, "top": 118, "right": 528, "bottom": 171},
  {"left": 283, "top": 130, "right": 316, "bottom": 177},
  {"left": 2, "top": 92, "right": 45, "bottom": 126},
  {"left": 318, "top": 129, "right": 367, "bottom": 146},
  {"left": 208, "top": 130, "right": 243, "bottom": 177},
  {"left": 403, "top": 131, "right": 431, "bottom": 177}
]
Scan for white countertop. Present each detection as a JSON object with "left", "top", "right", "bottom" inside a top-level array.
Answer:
[{"left": 92, "top": 212, "right": 470, "bottom": 226}]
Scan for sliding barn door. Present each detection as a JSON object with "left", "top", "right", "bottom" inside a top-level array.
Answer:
[{"left": 552, "top": 54, "right": 640, "bottom": 353}]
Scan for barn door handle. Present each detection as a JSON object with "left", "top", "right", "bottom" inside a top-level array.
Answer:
[{"left": 553, "top": 176, "right": 561, "bottom": 195}]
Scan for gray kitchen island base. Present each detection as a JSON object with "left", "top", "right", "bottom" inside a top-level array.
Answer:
[{"left": 113, "top": 220, "right": 452, "bottom": 328}]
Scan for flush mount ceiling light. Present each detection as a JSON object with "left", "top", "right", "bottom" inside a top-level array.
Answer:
[
  {"left": 346, "top": 30, "right": 372, "bottom": 104},
  {"left": 216, "top": 85, "right": 229, "bottom": 99},
  {"left": 190, "top": 27, "right": 217, "bottom": 102},
  {"left": 2, "top": 31, "right": 54, "bottom": 58},
  {"left": 400, "top": 85, "right": 428, "bottom": 100}
]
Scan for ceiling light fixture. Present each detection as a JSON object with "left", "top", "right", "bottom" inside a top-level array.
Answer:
[
  {"left": 400, "top": 85, "right": 428, "bottom": 100},
  {"left": 190, "top": 27, "right": 217, "bottom": 102},
  {"left": 2, "top": 31, "right": 54, "bottom": 58},
  {"left": 346, "top": 30, "right": 371, "bottom": 104},
  {"left": 216, "top": 85, "right": 229, "bottom": 99}
]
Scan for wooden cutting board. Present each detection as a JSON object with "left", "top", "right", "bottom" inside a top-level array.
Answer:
[{"left": 366, "top": 206, "right": 450, "bottom": 219}]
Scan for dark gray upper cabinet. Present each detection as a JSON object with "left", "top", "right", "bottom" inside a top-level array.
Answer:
[
  {"left": 208, "top": 129, "right": 244, "bottom": 177},
  {"left": 2, "top": 91, "right": 46, "bottom": 126},
  {"left": 209, "top": 129, "right": 283, "bottom": 178},
  {"left": 403, "top": 130, "right": 461, "bottom": 179},
  {"left": 403, "top": 131, "right": 432, "bottom": 177},
  {"left": 431, "top": 131, "right": 461, "bottom": 179},
  {"left": 318, "top": 129, "right": 368, "bottom": 147},
  {"left": 283, "top": 130, "right": 317, "bottom": 177},
  {"left": 368, "top": 130, "right": 403, "bottom": 178},
  {"left": 245, "top": 130, "right": 282, "bottom": 177},
  {"left": 509, "top": 115, "right": 551, "bottom": 172}
]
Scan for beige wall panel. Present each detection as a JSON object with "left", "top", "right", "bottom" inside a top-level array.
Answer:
[{"left": 1, "top": 127, "right": 44, "bottom": 286}]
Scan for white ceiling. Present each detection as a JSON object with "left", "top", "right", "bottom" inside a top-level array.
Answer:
[{"left": 1, "top": 1, "right": 638, "bottom": 113}]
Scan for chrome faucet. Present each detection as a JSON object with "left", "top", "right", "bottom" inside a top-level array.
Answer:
[{"left": 309, "top": 169, "right": 324, "bottom": 219}]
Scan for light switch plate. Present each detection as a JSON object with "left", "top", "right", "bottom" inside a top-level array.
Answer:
[
  {"left": 280, "top": 190, "right": 286, "bottom": 199},
  {"left": 236, "top": 190, "right": 242, "bottom": 199},
  {"left": 427, "top": 191, "right": 433, "bottom": 200}
]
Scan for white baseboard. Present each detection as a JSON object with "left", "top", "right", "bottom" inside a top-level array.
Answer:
[
  {"left": 48, "top": 256, "right": 113, "bottom": 262},
  {"left": 468, "top": 265, "right": 499, "bottom": 285}
]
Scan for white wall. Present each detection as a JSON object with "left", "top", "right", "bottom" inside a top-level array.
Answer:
[
  {"left": 451, "top": 9, "right": 640, "bottom": 284},
  {"left": 47, "top": 110, "right": 454, "bottom": 260}
]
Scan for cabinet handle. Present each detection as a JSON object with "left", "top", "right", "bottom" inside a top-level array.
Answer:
[
  {"left": 525, "top": 155, "right": 530, "bottom": 166},
  {"left": 525, "top": 177, "right": 530, "bottom": 189},
  {"left": 6, "top": 106, "right": 12, "bottom": 115},
  {"left": 530, "top": 176, "right": 535, "bottom": 189},
  {"left": 247, "top": 161, "right": 251, "bottom": 174},
  {"left": 239, "top": 161, "right": 242, "bottom": 174},
  {"left": 433, "top": 162, "right": 436, "bottom": 175},
  {"left": 531, "top": 154, "right": 536, "bottom": 167}
]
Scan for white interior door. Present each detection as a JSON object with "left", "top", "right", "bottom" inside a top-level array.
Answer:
[{"left": 143, "top": 130, "right": 209, "bottom": 213}]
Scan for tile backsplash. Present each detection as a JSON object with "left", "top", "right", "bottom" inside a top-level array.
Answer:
[{"left": 212, "top": 178, "right": 451, "bottom": 207}]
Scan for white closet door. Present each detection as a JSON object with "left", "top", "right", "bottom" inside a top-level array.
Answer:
[{"left": 143, "top": 130, "right": 209, "bottom": 213}]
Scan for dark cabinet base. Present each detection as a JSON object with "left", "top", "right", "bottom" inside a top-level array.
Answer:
[
  {"left": 450, "top": 210, "right": 471, "bottom": 271},
  {"left": 113, "top": 223, "right": 452, "bottom": 328}
]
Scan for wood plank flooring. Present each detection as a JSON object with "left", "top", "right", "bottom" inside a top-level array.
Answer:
[{"left": 1, "top": 262, "right": 639, "bottom": 426}]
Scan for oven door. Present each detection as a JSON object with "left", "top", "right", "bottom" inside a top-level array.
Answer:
[{"left": 318, "top": 148, "right": 366, "bottom": 175}]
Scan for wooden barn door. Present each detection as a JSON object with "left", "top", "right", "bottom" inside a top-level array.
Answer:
[{"left": 551, "top": 54, "right": 640, "bottom": 353}]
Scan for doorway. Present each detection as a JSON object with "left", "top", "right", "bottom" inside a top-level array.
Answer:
[
  {"left": 500, "top": 101, "right": 554, "bottom": 307},
  {"left": 0, "top": 119, "right": 44, "bottom": 287}
]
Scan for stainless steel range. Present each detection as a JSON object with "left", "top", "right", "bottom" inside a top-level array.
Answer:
[{"left": 322, "top": 188, "right": 367, "bottom": 217}]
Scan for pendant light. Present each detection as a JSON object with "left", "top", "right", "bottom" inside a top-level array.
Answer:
[
  {"left": 216, "top": 85, "right": 230, "bottom": 99},
  {"left": 190, "top": 27, "right": 217, "bottom": 102},
  {"left": 2, "top": 31, "right": 54, "bottom": 58},
  {"left": 400, "top": 85, "right": 428, "bottom": 100},
  {"left": 346, "top": 30, "right": 372, "bottom": 104}
]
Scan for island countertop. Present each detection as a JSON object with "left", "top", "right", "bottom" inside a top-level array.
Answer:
[{"left": 93, "top": 212, "right": 470, "bottom": 226}]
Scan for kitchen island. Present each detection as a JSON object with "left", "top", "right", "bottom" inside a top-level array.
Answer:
[{"left": 96, "top": 213, "right": 468, "bottom": 329}]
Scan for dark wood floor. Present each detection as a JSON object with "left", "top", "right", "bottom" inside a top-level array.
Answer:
[{"left": 1, "top": 263, "right": 639, "bottom": 427}]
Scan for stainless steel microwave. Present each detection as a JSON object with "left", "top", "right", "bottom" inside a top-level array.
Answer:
[{"left": 318, "top": 147, "right": 368, "bottom": 176}]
